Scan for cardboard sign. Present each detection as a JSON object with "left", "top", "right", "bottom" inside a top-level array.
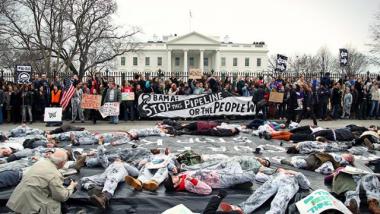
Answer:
[
  {"left": 122, "top": 92, "right": 135, "bottom": 101},
  {"left": 81, "top": 94, "right": 102, "bottom": 109},
  {"left": 296, "top": 189, "right": 351, "bottom": 214},
  {"left": 268, "top": 92, "right": 284, "bottom": 103},
  {"left": 189, "top": 68, "right": 203, "bottom": 79},
  {"left": 44, "top": 107, "right": 62, "bottom": 122},
  {"left": 99, "top": 102, "right": 120, "bottom": 118}
]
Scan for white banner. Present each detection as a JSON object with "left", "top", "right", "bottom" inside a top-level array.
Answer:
[
  {"left": 44, "top": 107, "right": 62, "bottom": 122},
  {"left": 99, "top": 102, "right": 120, "bottom": 118},
  {"left": 138, "top": 92, "right": 255, "bottom": 118}
]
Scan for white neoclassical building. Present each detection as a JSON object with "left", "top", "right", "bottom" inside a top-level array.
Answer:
[{"left": 116, "top": 32, "right": 269, "bottom": 80}]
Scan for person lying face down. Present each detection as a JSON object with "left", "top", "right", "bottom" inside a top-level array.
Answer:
[
  {"left": 286, "top": 140, "right": 351, "bottom": 154},
  {"left": 353, "top": 126, "right": 380, "bottom": 150},
  {"left": 9, "top": 124, "right": 45, "bottom": 138},
  {"left": 280, "top": 152, "right": 355, "bottom": 175},
  {"left": 45, "top": 124, "right": 85, "bottom": 135}
]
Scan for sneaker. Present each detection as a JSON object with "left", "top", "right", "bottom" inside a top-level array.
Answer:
[
  {"left": 142, "top": 180, "right": 159, "bottom": 191},
  {"left": 125, "top": 176, "right": 142, "bottom": 191}
]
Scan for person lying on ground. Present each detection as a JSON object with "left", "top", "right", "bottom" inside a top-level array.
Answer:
[
  {"left": 9, "top": 124, "right": 45, "bottom": 138},
  {"left": 325, "top": 166, "right": 380, "bottom": 214},
  {"left": 286, "top": 140, "right": 351, "bottom": 154},
  {"left": 6, "top": 149, "right": 77, "bottom": 214},
  {"left": 80, "top": 157, "right": 139, "bottom": 209},
  {"left": 280, "top": 152, "right": 354, "bottom": 175},
  {"left": 217, "top": 169, "right": 311, "bottom": 214},
  {"left": 46, "top": 124, "right": 85, "bottom": 135},
  {"left": 353, "top": 127, "right": 380, "bottom": 151},
  {"left": 78, "top": 141, "right": 152, "bottom": 169},
  {"left": 125, "top": 148, "right": 178, "bottom": 192},
  {"left": 163, "top": 161, "right": 258, "bottom": 195}
]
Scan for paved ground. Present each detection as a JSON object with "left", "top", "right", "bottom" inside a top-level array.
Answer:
[{"left": 0, "top": 119, "right": 378, "bottom": 132}]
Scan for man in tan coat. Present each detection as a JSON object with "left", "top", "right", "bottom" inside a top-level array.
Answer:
[{"left": 6, "top": 149, "right": 77, "bottom": 214}]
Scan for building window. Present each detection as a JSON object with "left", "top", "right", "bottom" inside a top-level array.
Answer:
[
  {"left": 133, "top": 57, "right": 138, "bottom": 66},
  {"left": 121, "top": 57, "right": 126, "bottom": 66},
  {"left": 145, "top": 57, "right": 150, "bottom": 66},
  {"left": 157, "top": 57, "right": 162, "bottom": 66},
  {"left": 189, "top": 57, "right": 194, "bottom": 66},
  {"left": 221, "top": 57, "right": 226, "bottom": 67},
  {"left": 257, "top": 58, "right": 262, "bottom": 67},
  {"left": 204, "top": 57, "right": 208, "bottom": 66},
  {"left": 233, "top": 58, "right": 238, "bottom": 67},
  {"left": 245, "top": 58, "right": 250, "bottom": 67},
  {"left": 175, "top": 57, "right": 180, "bottom": 66}
]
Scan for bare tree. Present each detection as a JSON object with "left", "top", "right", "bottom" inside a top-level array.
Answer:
[
  {"left": 0, "top": 0, "right": 139, "bottom": 78},
  {"left": 368, "top": 7, "right": 380, "bottom": 65},
  {"left": 317, "top": 46, "right": 335, "bottom": 74}
]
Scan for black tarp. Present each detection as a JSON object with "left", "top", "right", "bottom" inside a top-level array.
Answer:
[{"left": 0, "top": 132, "right": 376, "bottom": 213}]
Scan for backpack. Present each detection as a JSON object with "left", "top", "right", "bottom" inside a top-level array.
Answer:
[{"left": 176, "top": 150, "right": 202, "bottom": 166}]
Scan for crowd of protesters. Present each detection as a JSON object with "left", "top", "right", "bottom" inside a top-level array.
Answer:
[{"left": 0, "top": 72, "right": 379, "bottom": 125}]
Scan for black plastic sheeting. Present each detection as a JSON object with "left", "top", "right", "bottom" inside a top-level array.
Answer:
[{"left": 0, "top": 133, "right": 377, "bottom": 213}]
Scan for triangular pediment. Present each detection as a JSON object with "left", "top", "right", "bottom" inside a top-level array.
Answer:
[{"left": 167, "top": 32, "right": 220, "bottom": 45}]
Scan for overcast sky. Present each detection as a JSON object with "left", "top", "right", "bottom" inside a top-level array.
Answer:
[{"left": 115, "top": 0, "right": 379, "bottom": 57}]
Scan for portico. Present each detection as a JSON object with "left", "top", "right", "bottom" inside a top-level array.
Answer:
[{"left": 117, "top": 31, "right": 269, "bottom": 80}]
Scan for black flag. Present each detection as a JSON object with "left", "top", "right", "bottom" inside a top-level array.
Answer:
[
  {"left": 339, "top": 49, "right": 348, "bottom": 66},
  {"left": 275, "top": 54, "right": 288, "bottom": 72}
]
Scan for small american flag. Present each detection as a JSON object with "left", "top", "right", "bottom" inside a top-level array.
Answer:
[{"left": 60, "top": 77, "right": 75, "bottom": 110}]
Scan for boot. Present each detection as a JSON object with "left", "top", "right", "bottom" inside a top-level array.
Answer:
[
  {"left": 346, "top": 199, "right": 359, "bottom": 214},
  {"left": 74, "top": 155, "right": 87, "bottom": 172},
  {"left": 142, "top": 180, "right": 159, "bottom": 191},
  {"left": 219, "top": 202, "right": 243, "bottom": 214},
  {"left": 125, "top": 176, "right": 142, "bottom": 190},
  {"left": 368, "top": 199, "right": 380, "bottom": 214},
  {"left": 150, "top": 148, "right": 160, "bottom": 155},
  {"left": 90, "top": 192, "right": 109, "bottom": 209}
]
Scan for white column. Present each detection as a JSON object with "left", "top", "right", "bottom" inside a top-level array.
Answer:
[
  {"left": 200, "top": 50, "right": 204, "bottom": 73},
  {"left": 215, "top": 50, "right": 220, "bottom": 76},
  {"left": 167, "top": 50, "right": 172, "bottom": 77},
  {"left": 183, "top": 50, "right": 188, "bottom": 81}
]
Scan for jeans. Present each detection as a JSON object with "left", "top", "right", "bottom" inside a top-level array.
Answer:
[
  {"left": 370, "top": 100, "right": 379, "bottom": 117},
  {"left": 331, "top": 104, "right": 340, "bottom": 119},
  {"left": 110, "top": 116, "right": 119, "bottom": 124},
  {"left": 22, "top": 105, "right": 33, "bottom": 122},
  {"left": 123, "top": 102, "right": 135, "bottom": 121},
  {"left": 0, "top": 106, "right": 3, "bottom": 124}
]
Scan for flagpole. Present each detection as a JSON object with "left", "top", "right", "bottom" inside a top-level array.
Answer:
[{"left": 189, "top": 10, "right": 192, "bottom": 32}]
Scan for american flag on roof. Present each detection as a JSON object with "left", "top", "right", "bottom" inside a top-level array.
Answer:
[{"left": 60, "top": 77, "right": 75, "bottom": 110}]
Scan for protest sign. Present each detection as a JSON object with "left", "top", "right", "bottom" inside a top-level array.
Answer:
[
  {"left": 189, "top": 68, "right": 203, "bottom": 79},
  {"left": 122, "top": 92, "right": 135, "bottom": 101},
  {"left": 15, "top": 65, "right": 32, "bottom": 84},
  {"left": 275, "top": 54, "right": 288, "bottom": 72},
  {"left": 339, "top": 48, "right": 348, "bottom": 66},
  {"left": 268, "top": 92, "right": 284, "bottom": 103},
  {"left": 99, "top": 102, "right": 120, "bottom": 118},
  {"left": 44, "top": 107, "right": 62, "bottom": 122},
  {"left": 81, "top": 94, "right": 102, "bottom": 109},
  {"left": 162, "top": 204, "right": 193, "bottom": 214},
  {"left": 138, "top": 92, "right": 255, "bottom": 118},
  {"left": 296, "top": 189, "right": 351, "bottom": 214}
]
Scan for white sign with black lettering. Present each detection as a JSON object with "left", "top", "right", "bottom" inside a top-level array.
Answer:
[
  {"left": 138, "top": 92, "right": 255, "bottom": 118},
  {"left": 44, "top": 107, "right": 62, "bottom": 122}
]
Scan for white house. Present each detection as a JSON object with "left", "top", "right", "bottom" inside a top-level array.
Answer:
[{"left": 116, "top": 31, "right": 269, "bottom": 80}]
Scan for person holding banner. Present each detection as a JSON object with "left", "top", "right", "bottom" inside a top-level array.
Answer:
[{"left": 104, "top": 81, "right": 121, "bottom": 124}]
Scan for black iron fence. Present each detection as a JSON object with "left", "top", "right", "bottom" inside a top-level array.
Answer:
[{"left": 1, "top": 70, "right": 379, "bottom": 86}]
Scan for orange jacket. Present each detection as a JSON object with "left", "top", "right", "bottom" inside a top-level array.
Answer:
[{"left": 51, "top": 90, "right": 61, "bottom": 104}]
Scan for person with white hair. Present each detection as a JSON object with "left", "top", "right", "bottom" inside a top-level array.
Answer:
[{"left": 6, "top": 149, "right": 77, "bottom": 214}]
